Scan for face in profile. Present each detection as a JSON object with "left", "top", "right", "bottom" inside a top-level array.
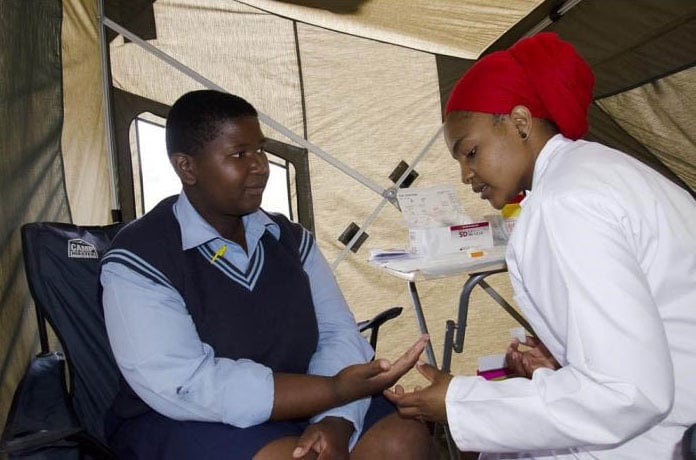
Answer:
[
  {"left": 186, "top": 115, "right": 269, "bottom": 221},
  {"left": 444, "top": 111, "right": 535, "bottom": 210}
]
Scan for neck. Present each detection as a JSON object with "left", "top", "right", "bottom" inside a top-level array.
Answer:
[
  {"left": 524, "top": 130, "right": 556, "bottom": 191},
  {"left": 184, "top": 189, "right": 249, "bottom": 251}
]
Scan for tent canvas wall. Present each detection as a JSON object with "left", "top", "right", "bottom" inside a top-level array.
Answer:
[{"left": 2, "top": 0, "right": 695, "bottom": 436}]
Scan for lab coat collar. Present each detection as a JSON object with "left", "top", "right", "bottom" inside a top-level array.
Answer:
[{"left": 520, "top": 134, "right": 572, "bottom": 208}]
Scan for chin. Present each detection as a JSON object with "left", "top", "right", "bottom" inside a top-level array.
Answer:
[{"left": 489, "top": 198, "right": 506, "bottom": 210}]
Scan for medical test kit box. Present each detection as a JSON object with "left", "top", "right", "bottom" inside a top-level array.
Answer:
[
  {"left": 397, "top": 184, "right": 494, "bottom": 258},
  {"left": 408, "top": 221, "right": 494, "bottom": 258}
]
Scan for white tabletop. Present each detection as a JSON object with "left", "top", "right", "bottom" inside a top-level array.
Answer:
[{"left": 370, "top": 245, "right": 507, "bottom": 281}]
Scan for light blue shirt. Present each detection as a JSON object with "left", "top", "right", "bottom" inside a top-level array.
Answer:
[{"left": 101, "top": 193, "right": 374, "bottom": 446}]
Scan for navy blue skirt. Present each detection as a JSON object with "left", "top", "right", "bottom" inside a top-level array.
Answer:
[{"left": 105, "top": 395, "right": 396, "bottom": 459}]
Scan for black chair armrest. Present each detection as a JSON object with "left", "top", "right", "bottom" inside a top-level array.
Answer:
[
  {"left": 1, "top": 352, "right": 79, "bottom": 454},
  {"left": 1, "top": 352, "right": 115, "bottom": 458},
  {"left": 1, "top": 427, "right": 83, "bottom": 454},
  {"left": 357, "top": 306, "right": 403, "bottom": 350}
]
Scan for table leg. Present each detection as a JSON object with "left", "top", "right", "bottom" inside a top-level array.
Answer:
[
  {"left": 407, "top": 281, "right": 437, "bottom": 367},
  {"left": 407, "top": 282, "right": 459, "bottom": 460}
]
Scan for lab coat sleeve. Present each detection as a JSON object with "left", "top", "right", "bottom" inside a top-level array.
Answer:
[{"left": 446, "top": 190, "right": 674, "bottom": 453}]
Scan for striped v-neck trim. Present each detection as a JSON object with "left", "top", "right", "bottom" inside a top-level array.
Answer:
[
  {"left": 198, "top": 242, "right": 265, "bottom": 291},
  {"left": 103, "top": 249, "right": 176, "bottom": 290}
]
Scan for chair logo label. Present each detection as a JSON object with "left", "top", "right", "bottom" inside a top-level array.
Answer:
[{"left": 68, "top": 239, "right": 98, "bottom": 259}]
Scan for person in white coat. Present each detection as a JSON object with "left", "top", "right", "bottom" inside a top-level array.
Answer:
[{"left": 385, "top": 32, "right": 696, "bottom": 459}]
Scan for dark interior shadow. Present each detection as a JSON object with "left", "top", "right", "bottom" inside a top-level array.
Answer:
[{"left": 273, "top": 0, "right": 369, "bottom": 14}]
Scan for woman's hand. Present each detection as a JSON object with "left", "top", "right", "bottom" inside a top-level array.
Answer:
[
  {"left": 331, "top": 334, "right": 429, "bottom": 403},
  {"left": 505, "top": 335, "right": 560, "bottom": 378},
  {"left": 292, "top": 416, "right": 353, "bottom": 459},
  {"left": 383, "top": 361, "right": 452, "bottom": 424},
  {"left": 271, "top": 335, "right": 428, "bottom": 421}
]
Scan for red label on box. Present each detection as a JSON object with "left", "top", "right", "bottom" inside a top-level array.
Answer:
[{"left": 450, "top": 222, "right": 490, "bottom": 239}]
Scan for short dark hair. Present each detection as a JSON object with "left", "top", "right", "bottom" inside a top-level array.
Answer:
[{"left": 165, "top": 90, "right": 258, "bottom": 157}]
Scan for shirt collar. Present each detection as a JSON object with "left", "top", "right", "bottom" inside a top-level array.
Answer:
[
  {"left": 520, "top": 133, "right": 571, "bottom": 207},
  {"left": 173, "top": 192, "right": 280, "bottom": 250}
]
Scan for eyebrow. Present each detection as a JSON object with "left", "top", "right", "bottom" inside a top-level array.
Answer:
[
  {"left": 230, "top": 137, "right": 266, "bottom": 150},
  {"left": 451, "top": 137, "right": 464, "bottom": 156}
]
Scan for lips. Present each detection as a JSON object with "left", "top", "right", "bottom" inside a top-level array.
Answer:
[
  {"left": 245, "top": 183, "right": 266, "bottom": 196},
  {"left": 472, "top": 184, "right": 490, "bottom": 199}
]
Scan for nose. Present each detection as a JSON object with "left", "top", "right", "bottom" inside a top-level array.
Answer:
[
  {"left": 250, "top": 149, "right": 269, "bottom": 174},
  {"left": 460, "top": 161, "right": 474, "bottom": 185}
]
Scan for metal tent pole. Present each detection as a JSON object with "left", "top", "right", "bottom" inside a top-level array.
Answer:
[
  {"left": 330, "top": 125, "right": 443, "bottom": 269},
  {"left": 97, "top": 0, "right": 120, "bottom": 221}
]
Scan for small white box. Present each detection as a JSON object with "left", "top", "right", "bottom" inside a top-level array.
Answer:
[{"left": 409, "top": 221, "right": 494, "bottom": 258}]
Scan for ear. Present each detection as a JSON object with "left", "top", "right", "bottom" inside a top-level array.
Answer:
[
  {"left": 170, "top": 153, "right": 197, "bottom": 186},
  {"left": 510, "top": 105, "right": 533, "bottom": 139}
]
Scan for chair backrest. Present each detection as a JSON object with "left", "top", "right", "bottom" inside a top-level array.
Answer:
[{"left": 21, "top": 222, "right": 125, "bottom": 443}]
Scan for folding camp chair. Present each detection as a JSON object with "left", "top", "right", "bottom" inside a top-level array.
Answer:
[
  {"left": 1, "top": 222, "right": 124, "bottom": 459},
  {"left": 1, "top": 221, "right": 402, "bottom": 459}
]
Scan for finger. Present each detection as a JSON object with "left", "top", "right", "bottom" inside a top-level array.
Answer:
[
  {"left": 505, "top": 349, "right": 520, "bottom": 366},
  {"left": 293, "top": 431, "right": 321, "bottom": 458},
  {"left": 507, "top": 340, "right": 521, "bottom": 354},
  {"left": 383, "top": 388, "right": 419, "bottom": 406},
  {"left": 383, "top": 389, "right": 399, "bottom": 403},
  {"left": 504, "top": 350, "right": 516, "bottom": 368},
  {"left": 393, "top": 335, "right": 429, "bottom": 367},
  {"left": 383, "top": 385, "right": 411, "bottom": 401},
  {"left": 358, "top": 359, "right": 392, "bottom": 379},
  {"left": 395, "top": 405, "right": 425, "bottom": 420},
  {"left": 415, "top": 361, "right": 441, "bottom": 382}
]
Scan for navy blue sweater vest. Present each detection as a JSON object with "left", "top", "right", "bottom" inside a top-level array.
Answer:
[{"left": 103, "top": 196, "right": 319, "bottom": 418}]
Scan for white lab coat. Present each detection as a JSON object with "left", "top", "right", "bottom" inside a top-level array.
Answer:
[{"left": 445, "top": 135, "right": 696, "bottom": 459}]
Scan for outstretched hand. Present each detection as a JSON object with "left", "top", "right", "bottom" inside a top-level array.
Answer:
[
  {"left": 505, "top": 335, "right": 560, "bottom": 378},
  {"left": 332, "top": 334, "right": 429, "bottom": 403},
  {"left": 383, "top": 361, "right": 452, "bottom": 424}
]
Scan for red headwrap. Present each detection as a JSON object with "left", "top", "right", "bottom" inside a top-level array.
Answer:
[{"left": 445, "top": 32, "right": 595, "bottom": 140}]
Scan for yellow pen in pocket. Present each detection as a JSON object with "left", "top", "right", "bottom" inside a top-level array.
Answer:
[{"left": 210, "top": 244, "right": 227, "bottom": 263}]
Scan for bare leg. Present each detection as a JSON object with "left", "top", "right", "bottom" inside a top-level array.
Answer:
[
  {"left": 351, "top": 412, "right": 438, "bottom": 459},
  {"left": 253, "top": 436, "right": 318, "bottom": 460}
]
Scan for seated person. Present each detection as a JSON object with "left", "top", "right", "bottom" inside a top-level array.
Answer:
[{"left": 101, "top": 89, "right": 437, "bottom": 459}]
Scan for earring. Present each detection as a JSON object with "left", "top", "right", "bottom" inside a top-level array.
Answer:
[{"left": 518, "top": 130, "right": 528, "bottom": 140}]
